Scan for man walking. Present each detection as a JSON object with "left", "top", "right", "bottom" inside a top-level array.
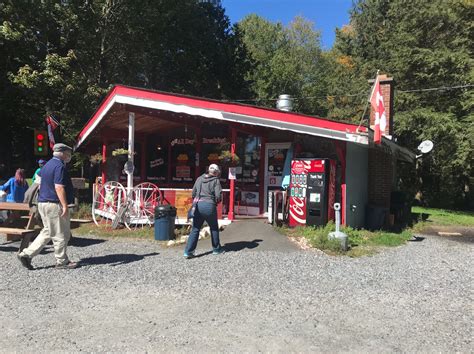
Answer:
[{"left": 17, "top": 143, "right": 77, "bottom": 270}]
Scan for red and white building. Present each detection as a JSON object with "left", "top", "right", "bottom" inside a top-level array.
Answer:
[{"left": 75, "top": 78, "right": 414, "bottom": 228}]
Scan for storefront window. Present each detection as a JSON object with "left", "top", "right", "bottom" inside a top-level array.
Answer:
[
  {"left": 146, "top": 137, "right": 168, "bottom": 183},
  {"left": 201, "top": 123, "right": 229, "bottom": 186},
  {"left": 170, "top": 128, "right": 196, "bottom": 184},
  {"left": 236, "top": 133, "right": 261, "bottom": 186}
]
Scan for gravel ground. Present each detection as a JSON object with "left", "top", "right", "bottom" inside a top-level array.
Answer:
[{"left": 0, "top": 232, "right": 472, "bottom": 353}]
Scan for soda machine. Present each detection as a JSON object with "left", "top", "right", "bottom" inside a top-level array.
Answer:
[{"left": 289, "top": 158, "right": 336, "bottom": 227}]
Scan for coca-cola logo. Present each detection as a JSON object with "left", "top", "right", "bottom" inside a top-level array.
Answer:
[
  {"left": 292, "top": 161, "right": 306, "bottom": 174},
  {"left": 289, "top": 197, "right": 306, "bottom": 225}
]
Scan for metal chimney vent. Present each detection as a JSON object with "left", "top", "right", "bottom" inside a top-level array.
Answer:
[{"left": 276, "top": 94, "right": 293, "bottom": 111}]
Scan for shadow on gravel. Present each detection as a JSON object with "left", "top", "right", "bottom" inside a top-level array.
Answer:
[
  {"left": 223, "top": 239, "right": 263, "bottom": 252},
  {"left": 78, "top": 252, "right": 159, "bottom": 267},
  {"left": 0, "top": 245, "right": 19, "bottom": 252},
  {"left": 0, "top": 244, "right": 53, "bottom": 255},
  {"left": 408, "top": 236, "right": 425, "bottom": 242},
  {"left": 191, "top": 239, "right": 264, "bottom": 259},
  {"left": 69, "top": 236, "right": 106, "bottom": 248}
]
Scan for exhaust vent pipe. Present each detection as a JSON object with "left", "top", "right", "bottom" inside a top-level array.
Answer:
[{"left": 276, "top": 94, "right": 293, "bottom": 112}]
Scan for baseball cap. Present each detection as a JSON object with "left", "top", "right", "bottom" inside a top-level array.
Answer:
[
  {"left": 209, "top": 164, "right": 220, "bottom": 173},
  {"left": 53, "top": 143, "right": 73, "bottom": 152}
]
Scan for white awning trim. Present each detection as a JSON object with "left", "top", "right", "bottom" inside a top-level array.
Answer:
[
  {"left": 74, "top": 95, "right": 117, "bottom": 150},
  {"left": 75, "top": 94, "right": 373, "bottom": 149},
  {"left": 221, "top": 112, "right": 363, "bottom": 143},
  {"left": 115, "top": 95, "right": 224, "bottom": 120}
]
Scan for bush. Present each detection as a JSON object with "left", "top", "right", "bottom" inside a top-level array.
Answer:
[{"left": 279, "top": 222, "right": 413, "bottom": 257}]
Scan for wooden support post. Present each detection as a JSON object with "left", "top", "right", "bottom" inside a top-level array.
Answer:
[{"left": 127, "top": 112, "right": 135, "bottom": 191}]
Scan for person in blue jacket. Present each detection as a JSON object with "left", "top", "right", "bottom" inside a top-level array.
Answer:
[
  {"left": 0, "top": 168, "right": 29, "bottom": 202},
  {"left": 32, "top": 159, "right": 46, "bottom": 184}
]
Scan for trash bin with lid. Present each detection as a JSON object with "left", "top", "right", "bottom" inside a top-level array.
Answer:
[
  {"left": 365, "top": 205, "right": 388, "bottom": 230},
  {"left": 154, "top": 205, "right": 177, "bottom": 241}
]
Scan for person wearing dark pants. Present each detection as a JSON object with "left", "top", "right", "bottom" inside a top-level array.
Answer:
[{"left": 184, "top": 164, "right": 224, "bottom": 258}]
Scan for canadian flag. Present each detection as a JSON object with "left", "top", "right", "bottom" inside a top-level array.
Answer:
[
  {"left": 369, "top": 76, "right": 386, "bottom": 144},
  {"left": 45, "top": 114, "right": 60, "bottom": 149}
]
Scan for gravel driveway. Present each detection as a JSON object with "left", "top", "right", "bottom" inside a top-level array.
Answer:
[{"left": 0, "top": 230, "right": 472, "bottom": 353}]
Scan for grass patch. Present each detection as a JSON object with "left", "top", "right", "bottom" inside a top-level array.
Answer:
[
  {"left": 74, "top": 222, "right": 155, "bottom": 239},
  {"left": 411, "top": 206, "right": 474, "bottom": 226},
  {"left": 278, "top": 222, "right": 413, "bottom": 257},
  {"left": 71, "top": 203, "right": 92, "bottom": 220},
  {"left": 73, "top": 220, "right": 191, "bottom": 242}
]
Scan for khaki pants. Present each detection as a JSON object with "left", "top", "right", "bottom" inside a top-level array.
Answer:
[{"left": 21, "top": 202, "right": 71, "bottom": 265}]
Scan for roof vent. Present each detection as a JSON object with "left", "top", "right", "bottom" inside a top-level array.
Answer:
[{"left": 276, "top": 94, "right": 293, "bottom": 112}]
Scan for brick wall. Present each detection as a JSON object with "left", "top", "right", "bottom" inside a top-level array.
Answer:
[
  {"left": 369, "top": 74, "right": 394, "bottom": 137},
  {"left": 368, "top": 147, "right": 393, "bottom": 208}
]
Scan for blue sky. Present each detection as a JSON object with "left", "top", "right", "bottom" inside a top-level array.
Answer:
[{"left": 221, "top": 0, "right": 353, "bottom": 49}]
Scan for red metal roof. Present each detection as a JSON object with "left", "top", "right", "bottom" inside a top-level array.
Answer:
[{"left": 76, "top": 85, "right": 368, "bottom": 149}]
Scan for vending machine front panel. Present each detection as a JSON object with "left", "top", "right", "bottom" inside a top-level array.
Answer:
[{"left": 306, "top": 170, "right": 329, "bottom": 226}]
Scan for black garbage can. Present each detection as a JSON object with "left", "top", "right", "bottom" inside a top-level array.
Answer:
[
  {"left": 365, "top": 205, "right": 388, "bottom": 230},
  {"left": 154, "top": 205, "right": 177, "bottom": 241}
]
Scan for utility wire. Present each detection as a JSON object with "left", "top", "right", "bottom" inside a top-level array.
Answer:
[{"left": 224, "top": 83, "right": 474, "bottom": 103}]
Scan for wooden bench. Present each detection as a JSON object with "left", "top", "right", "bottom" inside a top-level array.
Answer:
[
  {"left": 0, "top": 202, "right": 37, "bottom": 251},
  {"left": 0, "top": 227, "right": 36, "bottom": 251}
]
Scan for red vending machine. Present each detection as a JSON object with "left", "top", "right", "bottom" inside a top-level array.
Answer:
[{"left": 289, "top": 158, "right": 336, "bottom": 227}]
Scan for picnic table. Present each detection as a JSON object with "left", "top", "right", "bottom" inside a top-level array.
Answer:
[{"left": 0, "top": 202, "right": 37, "bottom": 251}]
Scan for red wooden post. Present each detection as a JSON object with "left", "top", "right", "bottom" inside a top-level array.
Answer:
[
  {"left": 228, "top": 127, "right": 237, "bottom": 220},
  {"left": 101, "top": 138, "right": 107, "bottom": 183}
]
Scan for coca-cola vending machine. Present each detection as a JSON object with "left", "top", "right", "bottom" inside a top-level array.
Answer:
[{"left": 289, "top": 158, "right": 336, "bottom": 227}]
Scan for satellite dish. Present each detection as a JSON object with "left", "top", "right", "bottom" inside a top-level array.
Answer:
[{"left": 417, "top": 140, "right": 434, "bottom": 154}]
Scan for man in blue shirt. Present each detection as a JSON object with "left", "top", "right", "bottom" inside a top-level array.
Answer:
[{"left": 18, "top": 143, "right": 77, "bottom": 270}]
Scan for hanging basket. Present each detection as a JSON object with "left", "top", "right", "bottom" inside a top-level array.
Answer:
[
  {"left": 219, "top": 150, "right": 240, "bottom": 166},
  {"left": 112, "top": 148, "right": 130, "bottom": 157}
]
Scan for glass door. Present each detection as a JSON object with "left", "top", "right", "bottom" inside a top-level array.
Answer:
[{"left": 264, "top": 143, "right": 292, "bottom": 212}]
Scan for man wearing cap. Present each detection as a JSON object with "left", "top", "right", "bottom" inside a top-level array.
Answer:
[
  {"left": 32, "top": 159, "right": 46, "bottom": 184},
  {"left": 17, "top": 143, "right": 77, "bottom": 270},
  {"left": 184, "top": 163, "right": 225, "bottom": 258}
]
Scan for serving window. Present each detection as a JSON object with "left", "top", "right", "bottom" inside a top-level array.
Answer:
[
  {"left": 169, "top": 128, "right": 196, "bottom": 184},
  {"left": 201, "top": 123, "right": 229, "bottom": 187}
]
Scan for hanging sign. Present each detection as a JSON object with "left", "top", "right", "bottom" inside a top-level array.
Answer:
[
  {"left": 203, "top": 137, "right": 228, "bottom": 144},
  {"left": 228, "top": 167, "right": 236, "bottom": 180}
]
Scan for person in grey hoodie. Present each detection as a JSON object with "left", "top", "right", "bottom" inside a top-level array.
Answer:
[{"left": 184, "top": 164, "right": 225, "bottom": 258}]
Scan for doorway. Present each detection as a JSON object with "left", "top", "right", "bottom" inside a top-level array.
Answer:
[{"left": 264, "top": 142, "right": 292, "bottom": 212}]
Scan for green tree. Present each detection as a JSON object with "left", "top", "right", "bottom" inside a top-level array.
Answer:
[
  {"left": 331, "top": 0, "right": 473, "bottom": 208},
  {"left": 0, "top": 0, "right": 247, "bottom": 175},
  {"left": 237, "top": 15, "right": 328, "bottom": 115}
]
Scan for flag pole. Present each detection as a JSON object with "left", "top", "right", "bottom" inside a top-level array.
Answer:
[{"left": 46, "top": 114, "right": 76, "bottom": 142}]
